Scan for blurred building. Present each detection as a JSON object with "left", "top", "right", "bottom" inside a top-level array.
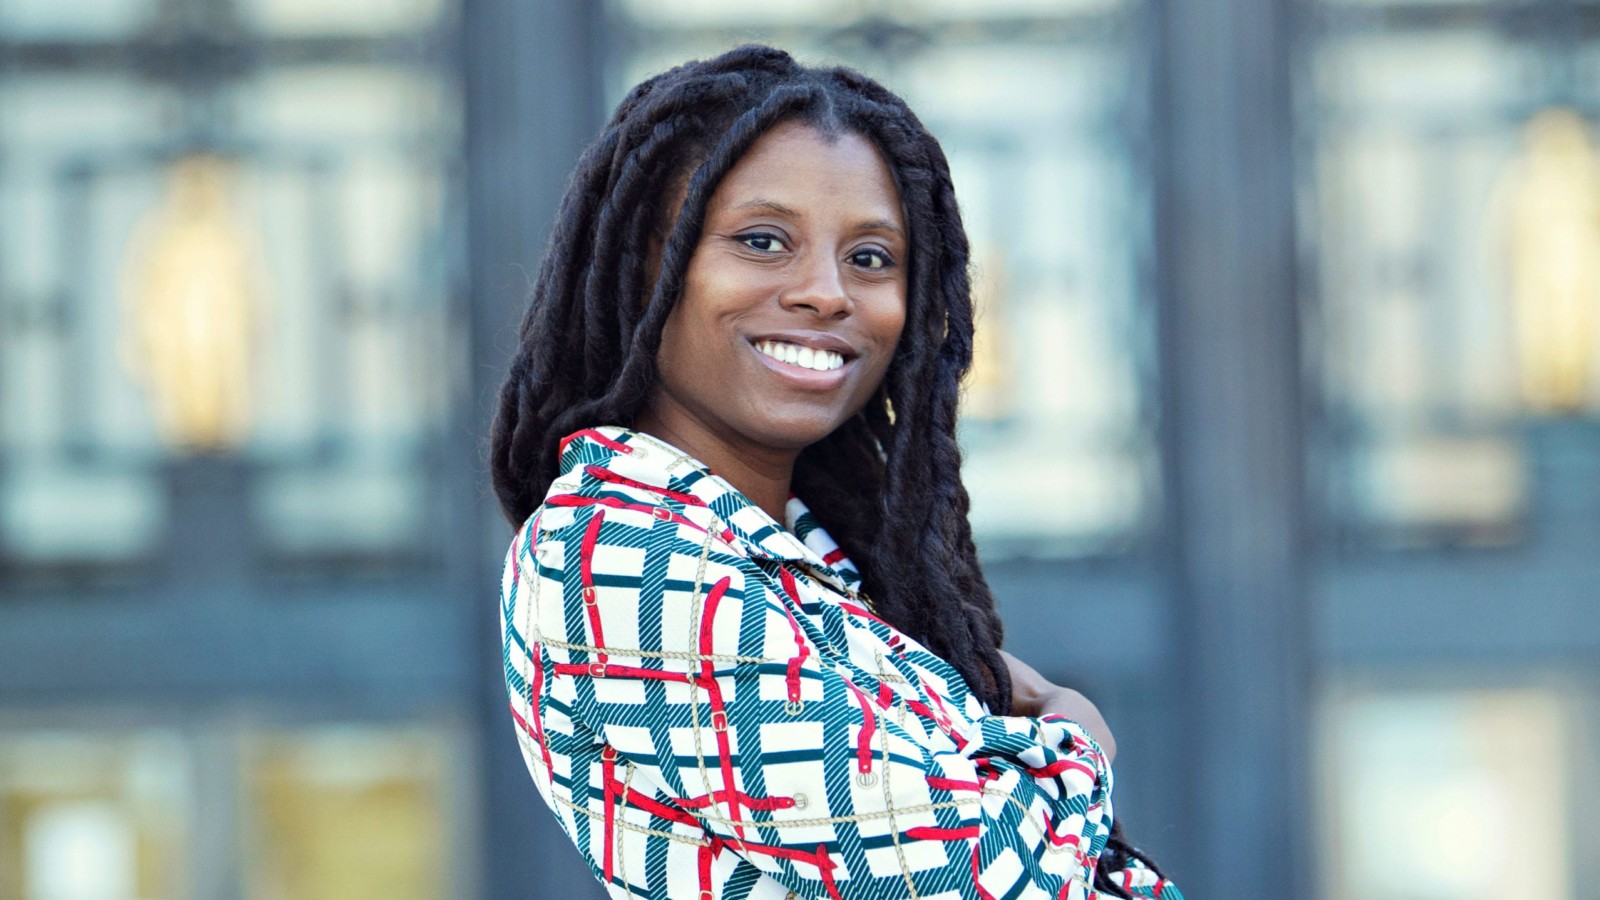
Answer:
[{"left": 0, "top": 1, "right": 1597, "bottom": 899}]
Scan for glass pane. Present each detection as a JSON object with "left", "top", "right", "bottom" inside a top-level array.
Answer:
[
  {"left": 0, "top": 0, "right": 152, "bottom": 40},
  {"left": 1350, "top": 435, "right": 1524, "bottom": 537},
  {"left": 606, "top": 3, "right": 1156, "bottom": 555},
  {"left": 240, "top": 0, "right": 447, "bottom": 35},
  {"left": 0, "top": 730, "right": 192, "bottom": 900},
  {"left": 1312, "top": 31, "right": 1529, "bottom": 113},
  {"left": 241, "top": 728, "right": 451, "bottom": 900},
  {"left": 0, "top": 455, "right": 165, "bottom": 563},
  {"left": 906, "top": 0, "right": 1125, "bottom": 16},
  {"left": 1316, "top": 687, "right": 1574, "bottom": 900},
  {"left": 255, "top": 461, "right": 425, "bottom": 557},
  {"left": 234, "top": 67, "right": 453, "bottom": 145},
  {"left": 611, "top": 0, "right": 857, "bottom": 28}
]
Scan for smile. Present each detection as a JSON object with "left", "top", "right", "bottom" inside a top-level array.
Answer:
[{"left": 754, "top": 340, "right": 845, "bottom": 372}]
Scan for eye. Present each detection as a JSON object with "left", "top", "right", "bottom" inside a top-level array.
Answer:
[
  {"left": 849, "top": 247, "right": 895, "bottom": 270},
  {"left": 737, "top": 232, "right": 788, "bottom": 253}
]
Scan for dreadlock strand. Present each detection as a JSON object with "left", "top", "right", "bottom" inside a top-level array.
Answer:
[{"left": 579, "top": 115, "right": 704, "bottom": 393}]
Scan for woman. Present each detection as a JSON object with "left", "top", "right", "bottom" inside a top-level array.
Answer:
[{"left": 491, "top": 45, "right": 1179, "bottom": 899}]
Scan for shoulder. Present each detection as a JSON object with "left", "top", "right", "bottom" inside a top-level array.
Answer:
[
  {"left": 518, "top": 466, "right": 774, "bottom": 661},
  {"left": 532, "top": 426, "right": 744, "bottom": 550}
]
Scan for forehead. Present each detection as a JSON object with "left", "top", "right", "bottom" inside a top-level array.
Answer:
[{"left": 709, "top": 121, "right": 904, "bottom": 224}]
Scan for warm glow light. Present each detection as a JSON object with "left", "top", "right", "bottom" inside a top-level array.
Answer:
[
  {"left": 119, "top": 155, "right": 263, "bottom": 452},
  {"left": 23, "top": 801, "right": 137, "bottom": 900},
  {"left": 1504, "top": 109, "right": 1600, "bottom": 415}
]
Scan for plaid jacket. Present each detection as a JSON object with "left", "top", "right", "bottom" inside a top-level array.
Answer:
[{"left": 502, "top": 427, "right": 1181, "bottom": 900}]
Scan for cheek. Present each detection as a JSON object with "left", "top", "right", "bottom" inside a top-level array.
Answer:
[
  {"left": 670, "top": 261, "right": 730, "bottom": 342},
  {"left": 680, "top": 257, "right": 755, "bottom": 328},
  {"left": 861, "top": 302, "right": 907, "bottom": 386},
  {"left": 884, "top": 305, "right": 907, "bottom": 347},
  {"left": 869, "top": 285, "right": 908, "bottom": 350}
]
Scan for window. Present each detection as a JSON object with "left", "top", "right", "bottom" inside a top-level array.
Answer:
[
  {"left": 1302, "top": 1, "right": 1600, "bottom": 546},
  {"left": 1315, "top": 685, "right": 1575, "bottom": 900},
  {"left": 0, "top": 730, "right": 190, "bottom": 900},
  {"left": 0, "top": 0, "right": 463, "bottom": 578}
]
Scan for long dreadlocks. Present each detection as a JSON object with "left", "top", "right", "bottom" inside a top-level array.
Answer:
[{"left": 488, "top": 44, "right": 1166, "bottom": 895}]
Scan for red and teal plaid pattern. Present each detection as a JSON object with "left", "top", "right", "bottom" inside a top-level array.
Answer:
[{"left": 502, "top": 426, "right": 1181, "bottom": 900}]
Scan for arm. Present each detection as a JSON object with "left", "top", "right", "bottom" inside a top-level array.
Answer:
[
  {"left": 1001, "top": 649, "right": 1117, "bottom": 764},
  {"left": 531, "top": 501, "right": 1119, "bottom": 900}
]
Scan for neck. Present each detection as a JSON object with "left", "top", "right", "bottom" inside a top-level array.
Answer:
[{"left": 631, "top": 408, "right": 798, "bottom": 527}]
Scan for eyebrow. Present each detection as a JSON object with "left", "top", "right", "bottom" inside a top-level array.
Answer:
[
  {"left": 730, "top": 198, "right": 905, "bottom": 238},
  {"left": 853, "top": 217, "right": 905, "bottom": 239},
  {"left": 732, "top": 198, "right": 801, "bottom": 218}
]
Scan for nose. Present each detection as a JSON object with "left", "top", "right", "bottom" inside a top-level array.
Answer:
[{"left": 779, "top": 251, "right": 851, "bottom": 319}]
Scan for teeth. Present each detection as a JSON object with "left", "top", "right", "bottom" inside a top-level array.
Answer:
[{"left": 756, "top": 340, "right": 845, "bottom": 372}]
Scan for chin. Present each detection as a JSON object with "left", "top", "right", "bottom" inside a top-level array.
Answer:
[{"left": 748, "top": 407, "right": 852, "bottom": 450}]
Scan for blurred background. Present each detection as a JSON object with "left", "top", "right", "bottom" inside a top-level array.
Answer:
[{"left": 0, "top": 0, "right": 1597, "bottom": 898}]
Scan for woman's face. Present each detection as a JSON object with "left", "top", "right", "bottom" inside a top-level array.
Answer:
[{"left": 645, "top": 121, "right": 907, "bottom": 455}]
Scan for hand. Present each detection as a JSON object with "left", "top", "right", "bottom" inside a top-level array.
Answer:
[{"left": 999, "top": 649, "right": 1117, "bottom": 764}]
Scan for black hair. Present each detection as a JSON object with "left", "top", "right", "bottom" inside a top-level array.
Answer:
[{"left": 488, "top": 43, "right": 1166, "bottom": 894}]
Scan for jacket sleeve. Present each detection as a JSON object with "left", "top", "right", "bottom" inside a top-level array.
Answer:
[{"left": 533, "top": 500, "right": 1128, "bottom": 900}]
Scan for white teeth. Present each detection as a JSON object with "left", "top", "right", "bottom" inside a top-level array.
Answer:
[{"left": 756, "top": 340, "right": 845, "bottom": 372}]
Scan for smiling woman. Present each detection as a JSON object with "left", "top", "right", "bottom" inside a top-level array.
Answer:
[{"left": 489, "top": 45, "right": 1178, "bottom": 900}]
